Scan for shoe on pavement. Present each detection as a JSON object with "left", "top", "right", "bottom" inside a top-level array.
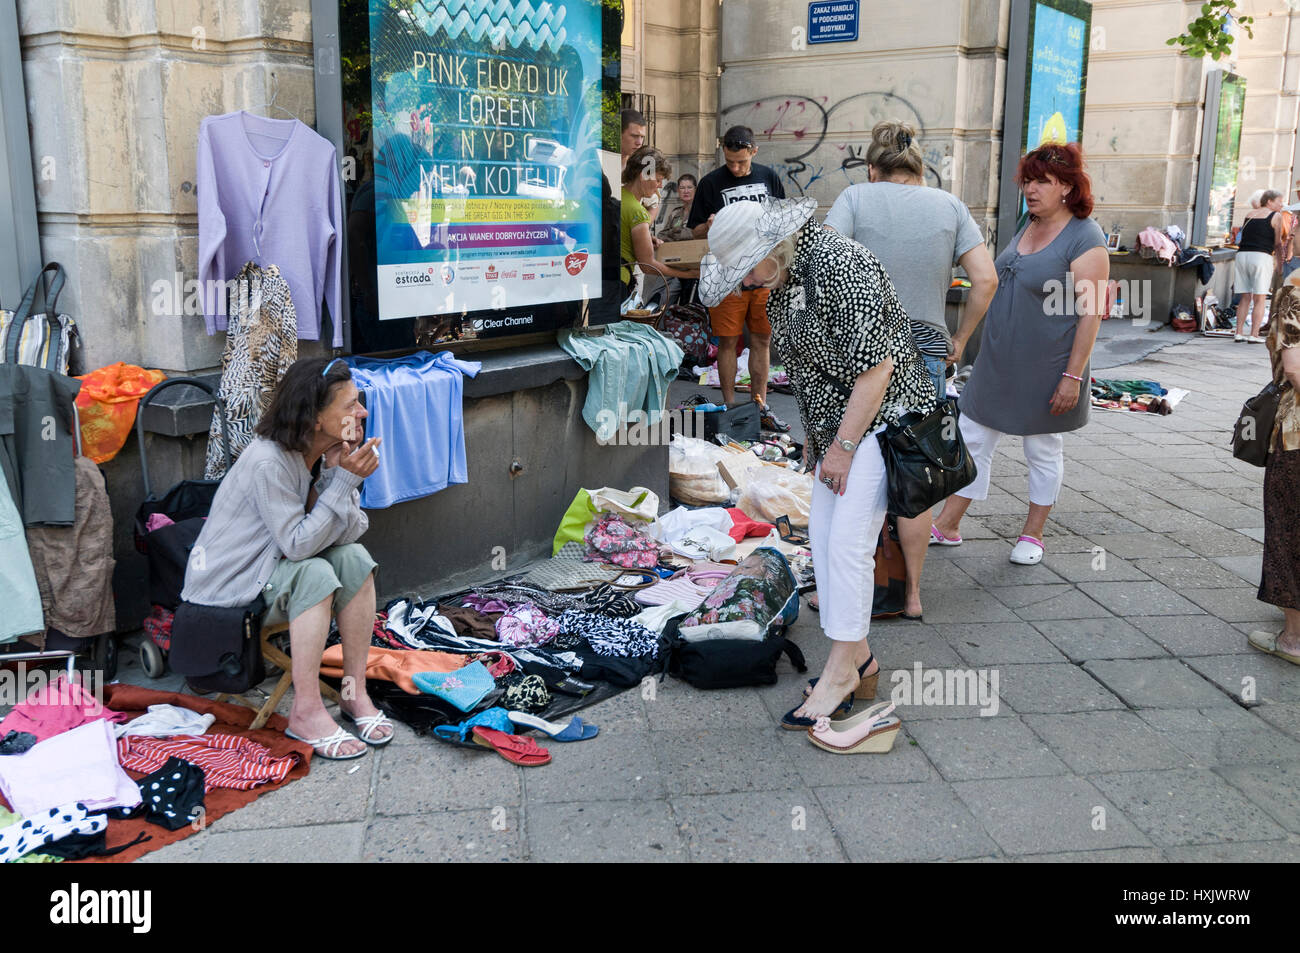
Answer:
[
  {"left": 756, "top": 400, "right": 791, "bottom": 432},
  {"left": 1009, "top": 535, "right": 1044, "bottom": 565}
]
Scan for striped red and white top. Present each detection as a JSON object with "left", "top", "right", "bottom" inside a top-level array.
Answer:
[{"left": 118, "top": 733, "right": 301, "bottom": 792}]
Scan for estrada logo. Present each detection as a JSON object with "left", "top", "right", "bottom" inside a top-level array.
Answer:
[
  {"left": 50, "top": 883, "right": 152, "bottom": 933},
  {"left": 395, "top": 268, "right": 433, "bottom": 286},
  {"left": 564, "top": 251, "right": 588, "bottom": 275},
  {"left": 441, "top": 265, "right": 455, "bottom": 285}
]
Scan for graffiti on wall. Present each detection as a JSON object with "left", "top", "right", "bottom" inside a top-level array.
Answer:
[{"left": 720, "top": 90, "right": 948, "bottom": 204}]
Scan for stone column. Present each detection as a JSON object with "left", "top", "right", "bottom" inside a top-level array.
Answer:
[{"left": 17, "top": 0, "right": 317, "bottom": 374}]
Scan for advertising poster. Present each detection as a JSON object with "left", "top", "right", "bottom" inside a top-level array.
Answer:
[
  {"left": 1024, "top": 1, "right": 1087, "bottom": 152},
  {"left": 368, "top": 0, "right": 604, "bottom": 325}
]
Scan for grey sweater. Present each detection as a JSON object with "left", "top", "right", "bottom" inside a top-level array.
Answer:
[{"left": 180, "top": 436, "right": 369, "bottom": 608}]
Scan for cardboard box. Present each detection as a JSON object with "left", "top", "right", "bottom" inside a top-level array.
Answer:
[{"left": 658, "top": 239, "right": 708, "bottom": 267}]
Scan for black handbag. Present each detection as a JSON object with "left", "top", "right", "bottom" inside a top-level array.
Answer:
[
  {"left": 875, "top": 398, "right": 978, "bottom": 518},
  {"left": 1232, "top": 380, "right": 1284, "bottom": 467},
  {"left": 169, "top": 596, "right": 266, "bottom": 694}
]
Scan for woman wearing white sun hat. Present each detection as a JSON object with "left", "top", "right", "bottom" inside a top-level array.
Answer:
[{"left": 700, "top": 197, "right": 937, "bottom": 733}]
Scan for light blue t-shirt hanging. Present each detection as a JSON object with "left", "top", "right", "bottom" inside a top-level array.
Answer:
[{"left": 345, "top": 351, "right": 481, "bottom": 509}]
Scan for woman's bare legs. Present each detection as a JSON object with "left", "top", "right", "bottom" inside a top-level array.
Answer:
[
  {"left": 896, "top": 512, "right": 931, "bottom": 616},
  {"left": 286, "top": 595, "right": 366, "bottom": 756},
  {"left": 336, "top": 573, "right": 392, "bottom": 742}
]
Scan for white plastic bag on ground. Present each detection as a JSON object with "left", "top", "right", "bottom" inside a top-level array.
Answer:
[
  {"left": 736, "top": 467, "right": 813, "bottom": 527},
  {"left": 669, "top": 435, "right": 732, "bottom": 505},
  {"left": 588, "top": 486, "right": 659, "bottom": 522}
]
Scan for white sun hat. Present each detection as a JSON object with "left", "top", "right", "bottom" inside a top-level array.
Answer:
[{"left": 698, "top": 197, "right": 817, "bottom": 307}]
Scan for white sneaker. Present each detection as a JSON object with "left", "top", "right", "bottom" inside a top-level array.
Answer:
[
  {"left": 1248, "top": 335, "right": 1266, "bottom": 344},
  {"left": 1009, "top": 535, "right": 1044, "bottom": 565},
  {"left": 1234, "top": 334, "right": 1247, "bottom": 342}
]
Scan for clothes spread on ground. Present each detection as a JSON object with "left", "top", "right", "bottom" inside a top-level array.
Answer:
[
  {"left": 134, "top": 756, "right": 207, "bottom": 831},
  {"left": 585, "top": 512, "right": 663, "bottom": 569},
  {"left": 0, "top": 731, "right": 36, "bottom": 755},
  {"left": 116, "top": 733, "right": 302, "bottom": 792},
  {"left": 381, "top": 599, "right": 459, "bottom": 649},
  {"left": 205, "top": 262, "right": 298, "bottom": 478},
  {"left": 0, "top": 802, "right": 107, "bottom": 864},
  {"left": 435, "top": 603, "right": 500, "bottom": 639},
  {"left": 1090, "top": 378, "right": 1167, "bottom": 400},
  {"left": 114, "top": 705, "right": 217, "bottom": 739},
  {"left": 318, "top": 644, "right": 467, "bottom": 694},
  {"left": 558, "top": 609, "right": 660, "bottom": 658},
  {"left": 0, "top": 674, "right": 128, "bottom": 743},
  {"left": 23, "top": 453, "right": 117, "bottom": 639},
  {"left": 499, "top": 672, "right": 551, "bottom": 713},
  {"left": 0, "top": 363, "right": 81, "bottom": 528},
  {"left": 197, "top": 111, "right": 344, "bottom": 345},
  {"left": 495, "top": 603, "right": 559, "bottom": 648},
  {"left": 557, "top": 321, "right": 684, "bottom": 437},
  {"left": 345, "top": 351, "right": 482, "bottom": 508},
  {"left": 0, "top": 719, "right": 142, "bottom": 817}
]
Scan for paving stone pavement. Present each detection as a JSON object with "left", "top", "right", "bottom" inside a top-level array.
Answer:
[{"left": 125, "top": 331, "right": 1299, "bottom": 862}]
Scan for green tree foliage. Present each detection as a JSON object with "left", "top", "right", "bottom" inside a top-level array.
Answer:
[{"left": 1167, "top": 1, "right": 1253, "bottom": 61}]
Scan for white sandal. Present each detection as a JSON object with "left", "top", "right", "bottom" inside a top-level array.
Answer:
[
  {"left": 340, "top": 709, "right": 395, "bottom": 746},
  {"left": 285, "top": 726, "right": 367, "bottom": 760}
]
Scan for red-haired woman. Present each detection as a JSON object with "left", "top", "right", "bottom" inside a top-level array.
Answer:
[{"left": 931, "top": 143, "right": 1109, "bottom": 565}]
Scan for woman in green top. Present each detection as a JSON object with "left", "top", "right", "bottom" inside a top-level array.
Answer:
[{"left": 621, "top": 146, "right": 698, "bottom": 296}]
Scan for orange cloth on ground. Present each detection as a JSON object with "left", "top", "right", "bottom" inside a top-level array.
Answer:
[
  {"left": 74, "top": 362, "right": 166, "bottom": 463},
  {"left": 319, "top": 645, "right": 467, "bottom": 694}
]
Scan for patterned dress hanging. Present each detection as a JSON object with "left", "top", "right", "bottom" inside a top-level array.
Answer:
[{"left": 205, "top": 262, "right": 297, "bottom": 478}]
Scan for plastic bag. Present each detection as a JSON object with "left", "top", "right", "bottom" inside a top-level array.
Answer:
[
  {"left": 552, "top": 488, "right": 596, "bottom": 555},
  {"left": 589, "top": 486, "right": 659, "bottom": 522},
  {"left": 736, "top": 467, "right": 814, "bottom": 528},
  {"left": 668, "top": 434, "right": 731, "bottom": 505}
]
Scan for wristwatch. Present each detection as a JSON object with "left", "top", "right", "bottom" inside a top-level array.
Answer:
[{"left": 835, "top": 435, "right": 858, "bottom": 453}]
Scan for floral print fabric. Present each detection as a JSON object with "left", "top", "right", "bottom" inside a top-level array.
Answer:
[{"left": 584, "top": 513, "right": 663, "bottom": 569}]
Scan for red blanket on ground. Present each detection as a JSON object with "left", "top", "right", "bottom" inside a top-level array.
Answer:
[{"left": 0, "top": 684, "right": 312, "bottom": 863}]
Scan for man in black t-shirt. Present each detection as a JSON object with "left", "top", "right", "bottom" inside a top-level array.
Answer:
[{"left": 687, "top": 126, "right": 788, "bottom": 429}]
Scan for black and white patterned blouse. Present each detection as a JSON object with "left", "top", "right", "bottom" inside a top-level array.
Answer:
[{"left": 766, "top": 221, "right": 938, "bottom": 462}]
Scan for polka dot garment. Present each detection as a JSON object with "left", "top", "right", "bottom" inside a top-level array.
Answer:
[
  {"left": 0, "top": 802, "right": 107, "bottom": 863},
  {"left": 765, "top": 220, "right": 938, "bottom": 463},
  {"left": 136, "top": 756, "right": 206, "bottom": 831}
]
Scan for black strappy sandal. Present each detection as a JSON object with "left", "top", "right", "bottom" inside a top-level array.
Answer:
[{"left": 803, "top": 654, "right": 879, "bottom": 702}]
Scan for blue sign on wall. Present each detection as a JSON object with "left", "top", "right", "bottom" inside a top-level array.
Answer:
[{"left": 808, "top": 0, "right": 859, "bottom": 44}]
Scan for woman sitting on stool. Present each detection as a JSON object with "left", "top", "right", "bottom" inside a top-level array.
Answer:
[{"left": 181, "top": 356, "right": 390, "bottom": 759}]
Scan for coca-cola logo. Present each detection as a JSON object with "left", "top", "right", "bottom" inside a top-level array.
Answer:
[{"left": 564, "top": 251, "right": 588, "bottom": 276}]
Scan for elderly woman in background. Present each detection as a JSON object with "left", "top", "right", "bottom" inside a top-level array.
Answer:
[
  {"left": 824, "top": 119, "right": 997, "bottom": 619},
  {"left": 700, "top": 197, "right": 937, "bottom": 752},
  {"left": 930, "top": 142, "right": 1108, "bottom": 566},
  {"left": 1234, "top": 189, "right": 1287, "bottom": 342},
  {"left": 657, "top": 173, "right": 698, "bottom": 242},
  {"left": 1248, "top": 285, "right": 1300, "bottom": 665}
]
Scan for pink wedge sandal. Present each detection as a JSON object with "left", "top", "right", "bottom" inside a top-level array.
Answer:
[{"left": 807, "top": 702, "right": 901, "bottom": 755}]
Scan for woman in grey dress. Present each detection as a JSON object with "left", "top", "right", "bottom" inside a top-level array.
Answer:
[{"left": 931, "top": 143, "right": 1109, "bottom": 565}]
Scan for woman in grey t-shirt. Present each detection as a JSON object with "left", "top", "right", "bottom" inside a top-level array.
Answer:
[
  {"left": 931, "top": 142, "right": 1109, "bottom": 566},
  {"left": 824, "top": 120, "right": 997, "bottom": 618}
]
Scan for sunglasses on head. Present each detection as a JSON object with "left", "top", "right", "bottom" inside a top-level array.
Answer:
[{"left": 723, "top": 138, "right": 754, "bottom": 150}]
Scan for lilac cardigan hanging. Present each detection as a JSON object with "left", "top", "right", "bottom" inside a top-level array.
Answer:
[{"left": 197, "top": 111, "right": 344, "bottom": 346}]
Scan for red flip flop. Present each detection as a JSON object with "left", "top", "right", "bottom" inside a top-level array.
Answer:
[{"left": 471, "top": 726, "right": 552, "bottom": 766}]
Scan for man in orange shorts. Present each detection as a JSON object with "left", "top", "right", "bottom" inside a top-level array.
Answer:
[
  {"left": 707, "top": 287, "right": 777, "bottom": 416},
  {"left": 688, "top": 125, "right": 789, "bottom": 429}
]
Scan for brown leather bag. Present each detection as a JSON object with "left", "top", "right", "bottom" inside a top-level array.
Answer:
[{"left": 872, "top": 516, "right": 908, "bottom": 619}]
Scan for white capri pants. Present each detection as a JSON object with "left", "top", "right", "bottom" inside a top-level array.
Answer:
[
  {"left": 810, "top": 433, "right": 888, "bottom": 643},
  {"left": 956, "top": 414, "right": 1065, "bottom": 506}
]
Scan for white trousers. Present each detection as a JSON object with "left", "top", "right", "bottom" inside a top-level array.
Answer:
[
  {"left": 810, "top": 437, "right": 888, "bottom": 643},
  {"left": 956, "top": 414, "right": 1065, "bottom": 506}
]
